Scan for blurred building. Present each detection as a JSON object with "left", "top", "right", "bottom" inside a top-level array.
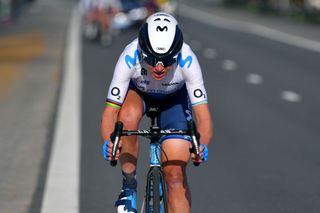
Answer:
[
  {"left": 0, "top": 0, "right": 35, "bottom": 23},
  {"left": 305, "top": 0, "right": 320, "bottom": 11},
  {"left": 0, "top": 0, "right": 11, "bottom": 22}
]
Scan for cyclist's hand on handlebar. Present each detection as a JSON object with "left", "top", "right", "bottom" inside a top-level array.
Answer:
[
  {"left": 102, "top": 140, "right": 122, "bottom": 161},
  {"left": 190, "top": 144, "right": 209, "bottom": 163},
  {"left": 200, "top": 144, "right": 209, "bottom": 162}
]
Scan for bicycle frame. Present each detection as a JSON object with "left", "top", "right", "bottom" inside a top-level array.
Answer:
[
  {"left": 144, "top": 114, "right": 168, "bottom": 213},
  {"left": 144, "top": 140, "right": 168, "bottom": 212},
  {"left": 109, "top": 107, "right": 201, "bottom": 213}
]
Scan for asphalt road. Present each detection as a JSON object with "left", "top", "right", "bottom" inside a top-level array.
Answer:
[
  {"left": 1, "top": 1, "right": 320, "bottom": 213},
  {"left": 80, "top": 9, "right": 320, "bottom": 213}
]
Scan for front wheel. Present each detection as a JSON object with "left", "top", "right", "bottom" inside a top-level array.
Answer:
[
  {"left": 100, "top": 30, "right": 112, "bottom": 47},
  {"left": 83, "top": 21, "right": 99, "bottom": 40},
  {"left": 145, "top": 167, "right": 168, "bottom": 213}
]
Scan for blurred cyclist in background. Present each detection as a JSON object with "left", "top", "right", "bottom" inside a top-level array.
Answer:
[
  {"left": 144, "top": 0, "right": 159, "bottom": 16},
  {"left": 79, "top": 0, "right": 122, "bottom": 43},
  {"left": 144, "top": 0, "right": 177, "bottom": 16}
]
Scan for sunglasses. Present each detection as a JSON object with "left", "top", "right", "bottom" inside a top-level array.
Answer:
[{"left": 141, "top": 53, "right": 177, "bottom": 67}]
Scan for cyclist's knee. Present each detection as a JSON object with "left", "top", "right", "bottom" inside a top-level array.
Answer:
[
  {"left": 118, "top": 107, "right": 142, "bottom": 129},
  {"left": 165, "top": 167, "right": 186, "bottom": 189}
]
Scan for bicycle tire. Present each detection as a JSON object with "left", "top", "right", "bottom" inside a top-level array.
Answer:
[
  {"left": 153, "top": 169, "right": 161, "bottom": 213},
  {"left": 145, "top": 168, "right": 153, "bottom": 213},
  {"left": 159, "top": 170, "right": 168, "bottom": 213},
  {"left": 145, "top": 167, "right": 164, "bottom": 213},
  {"left": 100, "top": 31, "right": 112, "bottom": 47}
]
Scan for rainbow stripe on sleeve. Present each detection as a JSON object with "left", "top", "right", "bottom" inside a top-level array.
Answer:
[
  {"left": 105, "top": 98, "right": 122, "bottom": 109},
  {"left": 191, "top": 100, "right": 208, "bottom": 107}
]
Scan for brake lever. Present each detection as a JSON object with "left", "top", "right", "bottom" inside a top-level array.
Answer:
[
  {"left": 187, "top": 121, "right": 201, "bottom": 167},
  {"left": 110, "top": 121, "right": 123, "bottom": 167}
]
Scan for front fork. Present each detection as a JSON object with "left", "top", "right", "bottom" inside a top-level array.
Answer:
[{"left": 145, "top": 143, "right": 168, "bottom": 213}]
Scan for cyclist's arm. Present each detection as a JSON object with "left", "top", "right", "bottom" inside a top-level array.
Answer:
[
  {"left": 101, "top": 105, "right": 120, "bottom": 141},
  {"left": 180, "top": 44, "right": 213, "bottom": 146},
  {"left": 101, "top": 40, "right": 139, "bottom": 141},
  {"left": 192, "top": 103, "right": 213, "bottom": 147}
]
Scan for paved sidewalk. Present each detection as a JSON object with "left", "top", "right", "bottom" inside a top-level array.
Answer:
[{"left": 0, "top": 0, "right": 74, "bottom": 212}]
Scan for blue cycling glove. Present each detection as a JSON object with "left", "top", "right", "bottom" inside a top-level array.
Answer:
[
  {"left": 103, "top": 140, "right": 110, "bottom": 161},
  {"left": 201, "top": 144, "right": 209, "bottom": 162}
]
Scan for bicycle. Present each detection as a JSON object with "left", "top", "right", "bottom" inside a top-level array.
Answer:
[{"left": 109, "top": 107, "right": 201, "bottom": 213}]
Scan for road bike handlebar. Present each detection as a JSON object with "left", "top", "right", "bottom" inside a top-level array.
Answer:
[{"left": 110, "top": 120, "right": 201, "bottom": 167}]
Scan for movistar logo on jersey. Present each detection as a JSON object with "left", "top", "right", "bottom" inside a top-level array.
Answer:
[
  {"left": 125, "top": 49, "right": 140, "bottom": 69},
  {"left": 178, "top": 53, "right": 192, "bottom": 68}
]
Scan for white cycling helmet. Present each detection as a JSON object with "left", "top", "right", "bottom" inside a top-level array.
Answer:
[{"left": 138, "top": 12, "right": 183, "bottom": 67}]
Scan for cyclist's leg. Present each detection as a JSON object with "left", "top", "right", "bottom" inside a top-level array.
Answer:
[
  {"left": 97, "top": 1, "right": 117, "bottom": 33},
  {"left": 116, "top": 89, "right": 144, "bottom": 213},
  {"left": 97, "top": 7, "right": 110, "bottom": 32},
  {"left": 159, "top": 85, "right": 193, "bottom": 213},
  {"left": 85, "top": 7, "right": 99, "bottom": 23},
  {"left": 161, "top": 139, "right": 191, "bottom": 213},
  {"left": 118, "top": 89, "right": 144, "bottom": 173}
]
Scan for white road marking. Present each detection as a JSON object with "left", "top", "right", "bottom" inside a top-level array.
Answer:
[
  {"left": 246, "top": 73, "right": 263, "bottom": 85},
  {"left": 203, "top": 48, "right": 217, "bottom": 59},
  {"left": 281, "top": 91, "right": 302, "bottom": 102},
  {"left": 222, "top": 59, "right": 237, "bottom": 71},
  {"left": 179, "top": 4, "right": 320, "bottom": 54},
  {"left": 41, "top": 7, "right": 82, "bottom": 213}
]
